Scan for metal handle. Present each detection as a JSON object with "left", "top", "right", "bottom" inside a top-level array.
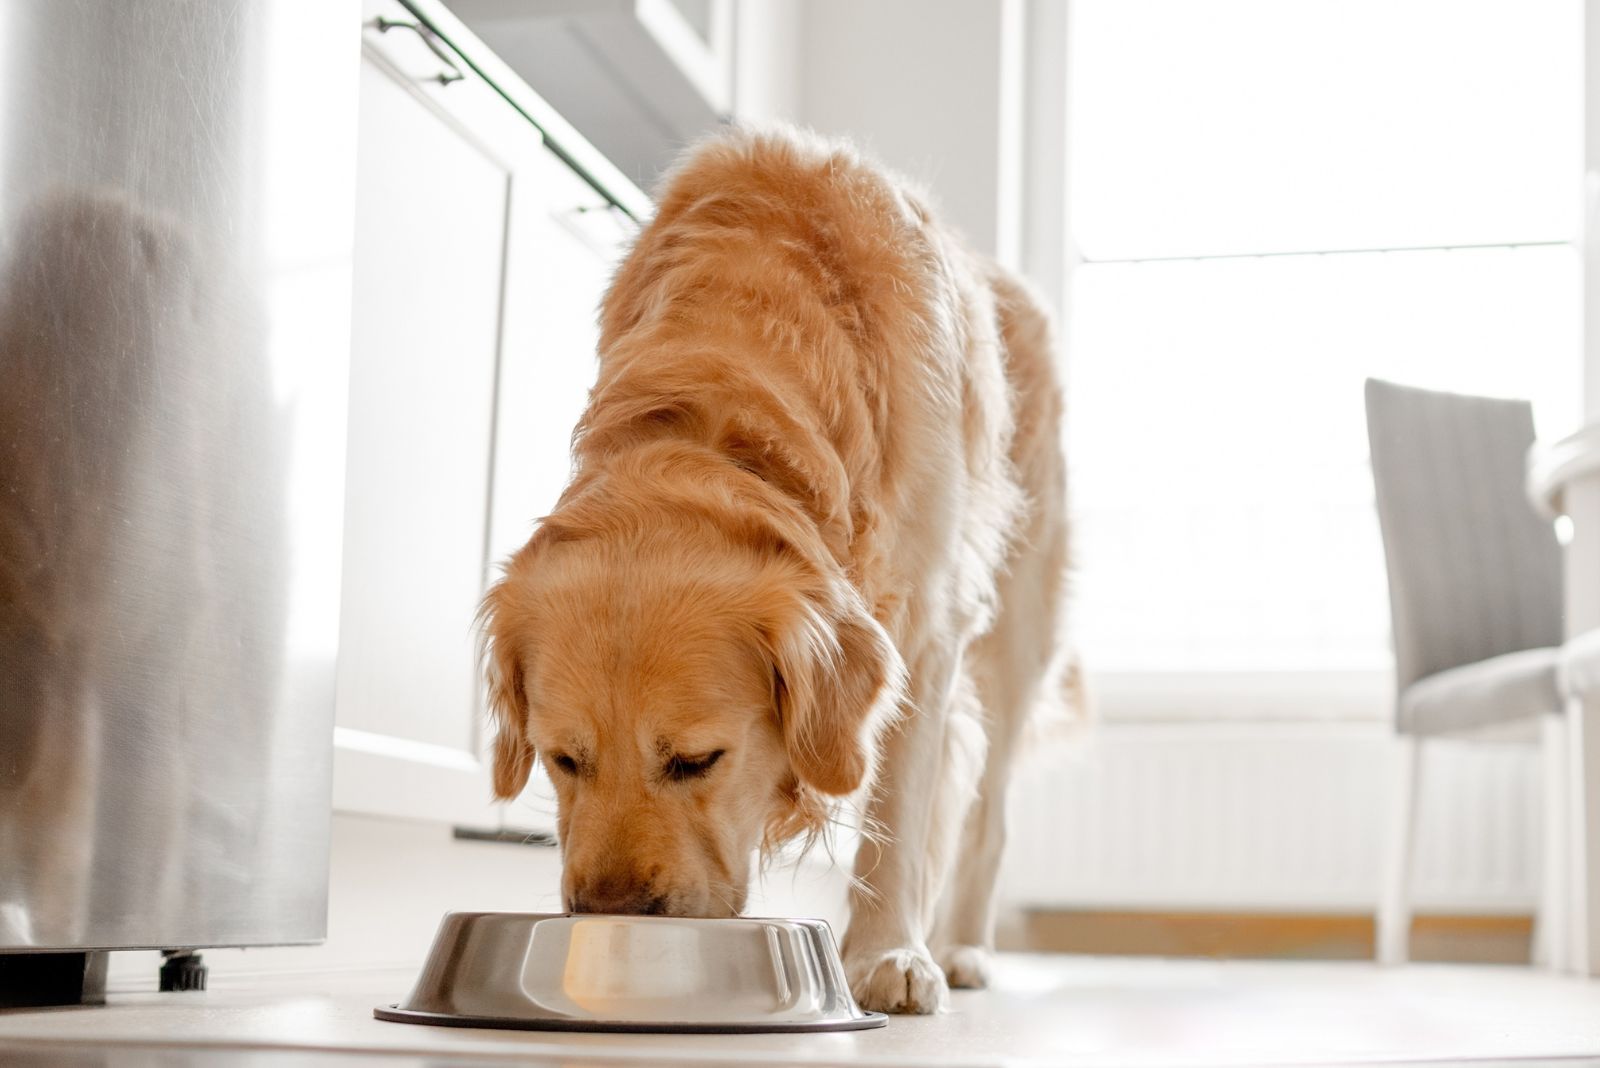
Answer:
[{"left": 370, "top": 15, "right": 465, "bottom": 86}]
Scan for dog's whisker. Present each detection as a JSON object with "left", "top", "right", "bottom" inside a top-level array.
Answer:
[{"left": 702, "top": 882, "right": 740, "bottom": 918}]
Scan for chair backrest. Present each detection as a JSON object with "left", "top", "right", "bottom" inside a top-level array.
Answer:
[{"left": 1364, "top": 378, "right": 1562, "bottom": 695}]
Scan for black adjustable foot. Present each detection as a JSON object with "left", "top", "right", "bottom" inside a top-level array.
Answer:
[{"left": 158, "top": 949, "right": 207, "bottom": 992}]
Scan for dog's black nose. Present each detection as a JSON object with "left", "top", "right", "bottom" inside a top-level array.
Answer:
[{"left": 568, "top": 878, "right": 668, "bottom": 915}]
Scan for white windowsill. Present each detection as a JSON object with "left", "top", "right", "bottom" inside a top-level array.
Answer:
[{"left": 1087, "top": 669, "right": 1392, "bottom": 725}]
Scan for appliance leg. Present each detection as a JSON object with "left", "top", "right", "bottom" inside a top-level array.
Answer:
[
  {"left": 158, "top": 949, "right": 208, "bottom": 992},
  {"left": 0, "top": 951, "right": 108, "bottom": 1008}
]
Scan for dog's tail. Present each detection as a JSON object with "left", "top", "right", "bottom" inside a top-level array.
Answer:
[{"left": 1023, "top": 645, "right": 1096, "bottom": 759}]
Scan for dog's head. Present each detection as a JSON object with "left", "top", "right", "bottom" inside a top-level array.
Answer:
[{"left": 479, "top": 495, "right": 902, "bottom": 917}]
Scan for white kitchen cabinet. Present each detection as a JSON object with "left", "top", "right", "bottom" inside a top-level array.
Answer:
[
  {"left": 334, "top": 0, "right": 639, "bottom": 828},
  {"left": 487, "top": 154, "right": 633, "bottom": 571},
  {"left": 450, "top": 0, "right": 734, "bottom": 187}
]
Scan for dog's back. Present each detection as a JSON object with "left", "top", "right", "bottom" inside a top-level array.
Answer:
[{"left": 585, "top": 125, "right": 1034, "bottom": 649}]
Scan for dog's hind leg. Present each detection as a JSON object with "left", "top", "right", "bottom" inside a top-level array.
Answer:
[
  {"left": 929, "top": 517, "right": 1071, "bottom": 989},
  {"left": 931, "top": 265, "right": 1074, "bottom": 990}
]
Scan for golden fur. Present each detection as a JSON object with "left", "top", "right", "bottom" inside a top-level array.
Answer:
[{"left": 480, "top": 125, "right": 1072, "bottom": 1013}]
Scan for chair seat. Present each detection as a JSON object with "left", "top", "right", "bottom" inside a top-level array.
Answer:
[
  {"left": 1400, "top": 646, "right": 1562, "bottom": 736},
  {"left": 1560, "top": 629, "right": 1600, "bottom": 698}
]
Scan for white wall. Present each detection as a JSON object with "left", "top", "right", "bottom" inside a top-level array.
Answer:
[
  {"left": 732, "top": 0, "right": 1026, "bottom": 264},
  {"left": 798, "top": 0, "right": 1017, "bottom": 258},
  {"left": 731, "top": 0, "right": 803, "bottom": 125}
]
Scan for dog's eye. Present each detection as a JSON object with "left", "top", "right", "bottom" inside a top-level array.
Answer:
[
  {"left": 664, "top": 749, "right": 724, "bottom": 782},
  {"left": 550, "top": 753, "right": 579, "bottom": 776}
]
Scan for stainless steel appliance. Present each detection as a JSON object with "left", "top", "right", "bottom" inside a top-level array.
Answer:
[
  {"left": 377, "top": 913, "right": 887, "bottom": 1033},
  {"left": 0, "top": 0, "right": 360, "bottom": 1002}
]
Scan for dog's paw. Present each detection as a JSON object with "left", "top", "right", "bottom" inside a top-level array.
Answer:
[
  {"left": 936, "top": 944, "right": 992, "bottom": 989},
  {"left": 845, "top": 946, "right": 949, "bottom": 1014}
]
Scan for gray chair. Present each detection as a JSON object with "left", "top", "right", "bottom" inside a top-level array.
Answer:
[
  {"left": 1365, "top": 379, "right": 1565, "bottom": 966},
  {"left": 1559, "top": 629, "right": 1600, "bottom": 704}
]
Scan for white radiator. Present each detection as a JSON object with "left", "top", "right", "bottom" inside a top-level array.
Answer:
[{"left": 1001, "top": 722, "right": 1540, "bottom": 913}]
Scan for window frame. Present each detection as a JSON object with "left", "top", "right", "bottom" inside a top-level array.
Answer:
[{"left": 1023, "top": 0, "right": 1584, "bottom": 723}]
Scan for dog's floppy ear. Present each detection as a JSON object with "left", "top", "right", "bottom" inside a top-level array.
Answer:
[
  {"left": 763, "top": 575, "right": 905, "bottom": 797},
  {"left": 479, "top": 581, "right": 535, "bottom": 800}
]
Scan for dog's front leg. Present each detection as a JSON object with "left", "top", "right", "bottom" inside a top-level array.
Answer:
[{"left": 842, "top": 655, "right": 986, "bottom": 1014}]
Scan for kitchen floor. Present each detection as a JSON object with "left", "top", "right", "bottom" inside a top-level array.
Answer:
[{"left": 4, "top": 955, "right": 1600, "bottom": 1067}]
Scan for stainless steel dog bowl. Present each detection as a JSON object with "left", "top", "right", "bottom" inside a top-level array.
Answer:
[{"left": 375, "top": 912, "right": 887, "bottom": 1033}]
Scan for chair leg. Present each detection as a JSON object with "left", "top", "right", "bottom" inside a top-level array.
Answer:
[
  {"left": 1570, "top": 693, "right": 1597, "bottom": 977},
  {"left": 1534, "top": 712, "right": 1569, "bottom": 971},
  {"left": 1378, "top": 734, "right": 1421, "bottom": 965}
]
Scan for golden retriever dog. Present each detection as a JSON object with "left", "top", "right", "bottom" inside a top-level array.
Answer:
[{"left": 480, "top": 124, "right": 1073, "bottom": 1014}]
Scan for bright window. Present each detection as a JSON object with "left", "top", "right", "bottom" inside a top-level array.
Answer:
[{"left": 1067, "top": 0, "right": 1583, "bottom": 679}]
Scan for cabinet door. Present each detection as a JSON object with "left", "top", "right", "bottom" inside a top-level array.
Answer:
[
  {"left": 488, "top": 153, "right": 634, "bottom": 571},
  {"left": 482, "top": 125, "right": 637, "bottom": 831},
  {"left": 335, "top": 0, "right": 549, "bottom": 826}
]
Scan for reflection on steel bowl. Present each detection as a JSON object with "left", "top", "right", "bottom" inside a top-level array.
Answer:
[{"left": 376, "top": 911, "right": 887, "bottom": 1033}]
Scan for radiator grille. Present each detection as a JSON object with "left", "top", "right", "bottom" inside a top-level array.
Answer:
[{"left": 1001, "top": 724, "right": 1539, "bottom": 913}]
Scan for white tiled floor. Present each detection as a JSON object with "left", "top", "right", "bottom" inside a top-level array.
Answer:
[{"left": 4, "top": 955, "right": 1600, "bottom": 1067}]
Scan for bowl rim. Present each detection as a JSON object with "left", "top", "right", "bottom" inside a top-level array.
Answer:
[{"left": 373, "top": 1003, "right": 889, "bottom": 1033}]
